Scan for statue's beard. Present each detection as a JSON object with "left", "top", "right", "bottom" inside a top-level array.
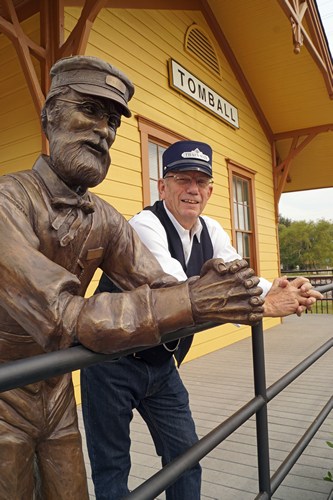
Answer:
[{"left": 50, "top": 138, "right": 110, "bottom": 192}]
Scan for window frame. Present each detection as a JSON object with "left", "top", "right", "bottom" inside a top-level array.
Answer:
[
  {"left": 137, "top": 115, "right": 186, "bottom": 206},
  {"left": 227, "top": 159, "right": 260, "bottom": 274}
]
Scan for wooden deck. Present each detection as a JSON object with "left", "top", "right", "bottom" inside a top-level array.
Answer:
[{"left": 78, "top": 314, "right": 333, "bottom": 500}]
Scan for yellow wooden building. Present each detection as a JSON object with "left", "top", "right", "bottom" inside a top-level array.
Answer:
[{"left": 0, "top": 1, "right": 332, "bottom": 398}]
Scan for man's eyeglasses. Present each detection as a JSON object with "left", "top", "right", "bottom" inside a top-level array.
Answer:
[
  {"left": 164, "top": 174, "right": 213, "bottom": 188},
  {"left": 56, "top": 98, "right": 121, "bottom": 130}
]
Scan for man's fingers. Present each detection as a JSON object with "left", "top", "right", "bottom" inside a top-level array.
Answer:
[
  {"left": 296, "top": 305, "right": 306, "bottom": 316},
  {"left": 248, "top": 312, "right": 264, "bottom": 323},
  {"left": 298, "top": 296, "right": 316, "bottom": 306},
  {"left": 277, "top": 278, "right": 289, "bottom": 288},
  {"left": 249, "top": 296, "right": 265, "bottom": 306},
  {"left": 304, "top": 289, "right": 323, "bottom": 300},
  {"left": 190, "top": 257, "right": 264, "bottom": 325},
  {"left": 245, "top": 277, "right": 260, "bottom": 289},
  {"left": 200, "top": 258, "right": 227, "bottom": 276},
  {"left": 290, "top": 277, "right": 310, "bottom": 288},
  {"left": 228, "top": 258, "right": 251, "bottom": 274}
]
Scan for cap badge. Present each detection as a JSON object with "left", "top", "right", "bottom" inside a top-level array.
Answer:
[
  {"left": 105, "top": 75, "right": 126, "bottom": 95},
  {"left": 181, "top": 148, "right": 209, "bottom": 162}
]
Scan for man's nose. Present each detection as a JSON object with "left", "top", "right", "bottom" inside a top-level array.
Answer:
[
  {"left": 186, "top": 179, "right": 200, "bottom": 192},
  {"left": 93, "top": 118, "right": 114, "bottom": 145}
]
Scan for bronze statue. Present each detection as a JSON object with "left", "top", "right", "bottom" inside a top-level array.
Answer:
[{"left": 0, "top": 56, "right": 265, "bottom": 499}]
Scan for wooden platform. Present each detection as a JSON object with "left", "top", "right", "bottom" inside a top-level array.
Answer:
[{"left": 78, "top": 314, "right": 333, "bottom": 499}]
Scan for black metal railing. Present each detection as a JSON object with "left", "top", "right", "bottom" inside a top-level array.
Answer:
[{"left": 0, "top": 282, "right": 332, "bottom": 499}]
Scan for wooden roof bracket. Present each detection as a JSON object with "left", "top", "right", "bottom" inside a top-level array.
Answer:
[
  {"left": 0, "top": 0, "right": 46, "bottom": 117},
  {"left": 58, "top": 0, "right": 108, "bottom": 58},
  {"left": 272, "top": 124, "right": 333, "bottom": 218},
  {"left": 278, "top": 0, "right": 333, "bottom": 98},
  {"left": 0, "top": 0, "right": 107, "bottom": 152},
  {"left": 289, "top": 0, "right": 307, "bottom": 54}
]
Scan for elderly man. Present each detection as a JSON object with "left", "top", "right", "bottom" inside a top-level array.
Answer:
[
  {"left": 0, "top": 56, "right": 267, "bottom": 499},
  {"left": 82, "top": 140, "right": 322, "bottom": 500}
]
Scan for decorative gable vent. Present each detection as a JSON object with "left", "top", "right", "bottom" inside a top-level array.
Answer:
[{"left": 185, "top": 24, "right": 221, "bottom": 78}]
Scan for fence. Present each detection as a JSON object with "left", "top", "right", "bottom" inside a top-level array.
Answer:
[{"left": 0, "top": 283, "right": 332, "bottom": 499}]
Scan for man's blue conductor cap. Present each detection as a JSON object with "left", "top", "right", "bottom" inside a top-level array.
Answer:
[{"left": 162, "top": 141, "right": 213, "bottom": 178}]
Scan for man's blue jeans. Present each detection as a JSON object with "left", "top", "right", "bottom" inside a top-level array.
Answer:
[{"left": 81, "top": 355, "right": 201, "bottom": 500}]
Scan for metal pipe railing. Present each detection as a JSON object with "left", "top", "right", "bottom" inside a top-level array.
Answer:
[
  {"left": 252, "top": 321, "right": 271, "bottom": 497},
  {"left": 266, "top": 337, "right": 333, "bottom": 401},
  {"left": 125, "top": 318, "right": 333, "bottom": 500},
  {"left": 124, "top": 395, "right": 265, "bottom": 500},
  {"left": 1, "top": 283, "right": 329, "bottom": 393},
  {"left": 270, "top": 396, "right": 333, "bottom": 495},
  {"left": 0, "top": 321, "right": 218, "bottom": 393},
  {"left": 0, "top": 282, "right": 332, "bottom": 499}
]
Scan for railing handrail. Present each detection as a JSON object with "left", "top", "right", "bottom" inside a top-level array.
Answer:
[
  {"left": 0, "top": 283, "right": 332, "bottom": 499},
  {"left": 0, "top": 284, "right": 330, "bottom": 394},
  {"left": 284, "top": 268, "right": 333, "bottom": 274},
  {"left": 0, "top": 321, "right": 219, "bottom": 393}
]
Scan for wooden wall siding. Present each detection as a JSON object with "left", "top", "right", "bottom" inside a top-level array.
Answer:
[
  {"left": 0, "top": 14, "right": 41, "bottom": 175},
  {"left": 0, "top": 6, "right": 281, "bottom": 376},
  {"left": 64, "top": 7, "right": 281, "bottom": 362},
  {"left": 65, "top": 7, "right": 277, "bottom": 208}
]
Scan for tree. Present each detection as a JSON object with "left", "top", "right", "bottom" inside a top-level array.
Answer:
[
  {"left": 278, "top": 217, "right": 333, "bottom": 271},
  {"left": 278, "top": 215, "right": 292, "bottom": 227}
]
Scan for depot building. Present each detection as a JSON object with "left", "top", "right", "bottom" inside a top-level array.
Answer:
[{"left": 0, "top": 1, "right": 332, "bottom": 398}]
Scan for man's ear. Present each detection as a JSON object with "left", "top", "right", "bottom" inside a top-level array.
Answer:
[
  {"left": 207, "top": 184, "right": 213, "bottom": 200},
  {"left": 158, "top": 178, "right": 166, "bottom": 199}
]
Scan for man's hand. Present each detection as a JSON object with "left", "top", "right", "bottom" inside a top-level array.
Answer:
[
  {"left": 189, "top": 258, "right": 264, "bottom": 325},
  {"left": 264, "top": 276, "right": 323, "bottom": 317}
]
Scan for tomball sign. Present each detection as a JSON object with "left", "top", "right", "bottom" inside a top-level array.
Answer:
[{"left": 168, "top": 59, "right": 239, "bottom": 129}]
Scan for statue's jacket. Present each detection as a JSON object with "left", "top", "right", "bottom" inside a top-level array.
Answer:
[{"left": 0, "top": 155, "right": 194, "bottom": 402}]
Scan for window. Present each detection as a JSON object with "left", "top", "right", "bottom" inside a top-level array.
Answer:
[
  {"left": 227, "top": 160, "right": 259, "bottom": 273},
  {"left": 137, "top": 116, "right": 186, "bottom": 206},
  {"left": 148, "top": 141, "right": 167, "bottom": 204}
]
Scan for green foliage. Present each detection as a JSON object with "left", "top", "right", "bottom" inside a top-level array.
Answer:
[
  {"left": 324, "top": 441, "right": 333, "bottom": 482},
  {"left": 279, "top": 215, "right": 293, "bottom": 227},
  {"left": 278, "top": 217, "right": 333, "bottom": 271},
  {"left": 324, "top": 471, "right": 333, "bottom": 482}
]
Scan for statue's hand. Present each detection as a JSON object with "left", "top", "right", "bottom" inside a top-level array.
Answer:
[{"left": 188, "top": 258, "right": 264, "bottom": 325}]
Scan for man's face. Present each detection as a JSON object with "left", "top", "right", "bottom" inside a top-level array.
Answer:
[
  {"left": 158, "top": 170, "right": 213, "bottom": 230},
  {"left": 46, "top": 90, "right": 122, "bottom": 192}
]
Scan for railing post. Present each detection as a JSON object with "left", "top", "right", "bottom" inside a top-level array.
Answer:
[{"left": 251, "top": 321, "right": 271, "bottom": 498}]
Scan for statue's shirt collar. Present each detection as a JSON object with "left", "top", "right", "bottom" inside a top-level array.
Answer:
[{"left": 33, "top": 155, "right": 94, "bottom": 246}]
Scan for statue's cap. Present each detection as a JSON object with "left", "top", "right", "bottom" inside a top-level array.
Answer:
[{"left": 46, "top": 55, "right": 134, "bottom": 117}]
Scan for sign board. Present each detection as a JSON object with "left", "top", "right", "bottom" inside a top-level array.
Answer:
[{"left": 168, "top": 59, "right": 239, "bottom": 129}]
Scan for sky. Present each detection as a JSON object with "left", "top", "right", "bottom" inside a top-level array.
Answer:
[{"left": 278, "top": 0, "right": 333, "bottom": 222}]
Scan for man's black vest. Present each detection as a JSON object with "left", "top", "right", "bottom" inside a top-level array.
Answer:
[{"left": 96, "top": 201, "right": 213, "bottom": 366}]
